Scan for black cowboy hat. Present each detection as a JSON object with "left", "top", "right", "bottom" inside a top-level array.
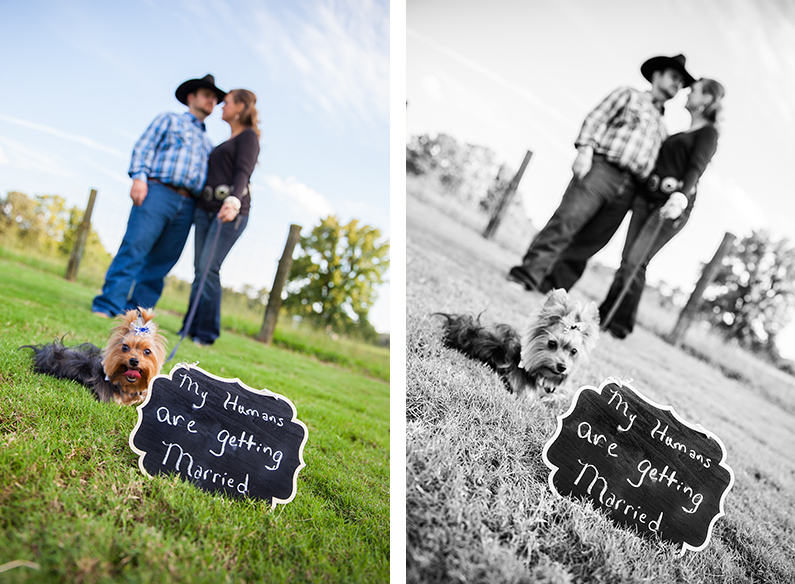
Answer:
[
  {"left": 640, "top": 54, "right": 695, "bottom": 87},
  {"left": 175, "top": 74, "right": 226, "bottom": 105}
]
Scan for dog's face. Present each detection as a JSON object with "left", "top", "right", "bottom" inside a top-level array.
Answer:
[
  {"left": 102, "top": 308, "right": 166, "bottom": 405},
  {"left": 520, "top": 289, "right": 599, "bottom": 394}
]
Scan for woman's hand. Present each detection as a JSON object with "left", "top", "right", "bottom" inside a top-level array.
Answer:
[
  {"left": 660, "top": 191, "right": 688, "bottom": 220},
  {"left": 217, "top": 196, "right": 241, "bottom": 223}
]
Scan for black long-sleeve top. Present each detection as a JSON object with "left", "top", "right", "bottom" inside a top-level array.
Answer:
[
  {"left": 641, "top": 124, "right": 718, "bottom": 205},
  {"left": 198, "top": 128, "right": 260, "bottom": 216}
]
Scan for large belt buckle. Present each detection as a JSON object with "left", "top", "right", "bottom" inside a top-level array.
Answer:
[
  {"left": 661, "top": 177, "right": 680, "bottom": 194},
  {"left": 214, "top": 185, "right": 231, "bottom": 200}
]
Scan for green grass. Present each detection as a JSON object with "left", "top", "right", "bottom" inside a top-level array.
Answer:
[
  {"left": 406, "top": 190, "right": 795, "bottom": 583},
  {"left": 0, "top": 245, "right": 389, "bottom": 383},
  {"left": 158, "top": 287, "right": 390, "bottom": 383},
  {"left": 0, "top": 255, "right": 389, "bottom": 583}
]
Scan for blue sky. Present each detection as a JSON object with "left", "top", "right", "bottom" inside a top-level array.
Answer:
[
  {"left": 0, "top": 0, "right": 391, "bottom": 333},
  {"left": 407, "top": 0, "right": 795, "bottom": 357}
]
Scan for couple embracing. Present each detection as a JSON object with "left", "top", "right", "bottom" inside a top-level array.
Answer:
[
  {"left": 93, "top": 74, "right": 262, "bottom": 347},
  {"left": 508, "top": 54, "right": 725, "bottom": 340}
]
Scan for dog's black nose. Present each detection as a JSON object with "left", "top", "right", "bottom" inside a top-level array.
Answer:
[
  {"left": 129, "top": 358, "right": 139, "bottom": 367},
  {"left": 556, "top": 363, "right": 567, "bottom": 373}
]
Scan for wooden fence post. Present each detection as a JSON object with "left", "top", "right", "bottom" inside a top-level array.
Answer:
[
  {"left": 667, "top": 232, "right": 736, "bottom": 347},
  {"left": 257, "top": 224, "right": 303, "bottom": 345},
  {"left": 65, "top": 188, "right": 98, "bottom": 281},
  {"left": 483, "top": 150, "right": 533, "bottom": 240}
]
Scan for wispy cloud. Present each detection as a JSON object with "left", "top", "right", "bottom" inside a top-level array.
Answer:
[
  {"left": 207, "top": 0, "right": 389, "bottom": 128},
  {"left": 684, "top": 173, "right": 767, "bottom": 250},
  {"left": 0, "top": 115, "right": 126, "bottom": 159},
  {"left": 80, "top": 157, "right": 130, "bottom": 186},
  {"left": 0, "top": 135, "right": 75, "bottom": 179},
  {"left": 705, "top": 173, "right": 766, "bottom": 232},
  {"left": 407, "top": 27, "right": 571, "bottom": 126},
  {"left": 300, "top": 0, "right": 389, "bottom": 121},
  {"left": 261, "top": 174, "right": 335, "bottom": 222},
  {"left": 709, "top": 0, "right": 795, "bottom": 125}
]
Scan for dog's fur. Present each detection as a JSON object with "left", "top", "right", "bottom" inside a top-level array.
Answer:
[
  {"left": 436, "top": 289, "right": 599, "bottom": 399},
  {"left": 22, "top": 308, "right": 166, "bottom": 405}
]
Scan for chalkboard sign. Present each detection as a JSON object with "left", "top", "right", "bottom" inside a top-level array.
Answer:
[
  {"left": 542, "top": 378, "right": 734, "bottom": 555},
  {"left": 129, "top": 364, "right": 308, "bottom": 508}
]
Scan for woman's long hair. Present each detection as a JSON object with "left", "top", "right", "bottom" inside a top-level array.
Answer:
[
  {"left": 699, "top": 78, "right": 725, "bottom": 127},
  {"left": 228, "top": 89, "right": 261, "bottom": 139}
]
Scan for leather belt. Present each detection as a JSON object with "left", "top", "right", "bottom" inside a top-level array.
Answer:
[{"left": 150, "top": 178, "right": 194, "bottom": 198}]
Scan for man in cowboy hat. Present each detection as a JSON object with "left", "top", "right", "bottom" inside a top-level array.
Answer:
[
  {"left": 93, "top": 74, "right": 226, "bottom": 317},
  {"left": 507, "top": 54, "right": 694, "bottom": 293}
]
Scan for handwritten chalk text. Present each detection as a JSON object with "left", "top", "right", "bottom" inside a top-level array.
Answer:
[
  {"left": 156, "top": 406, "right": 198, "bottom": 434},
  {"left": 161, "top": 441, "right": 250, "bottom": 494},
  {"left": 606, "top": 388, "right": 637, "bottom": 432},
  {"left": 178, "top": 373, "right": 208, "bottom": 410},
  {"left": 577, "top": 421, "right": 619, "bottom": 458},
  {"left": 650, "top": 420, "right": 712, "bottom": 469},
  {"left": 208, "top": 429, "right": 283, "bottom": 471},
  {"left": 223, "top": 392, "right": 285, "bottom": 427},
  {"left": 626, "top": 459, "right": 704, "bottom": 514},
  {"left": 573, "top": 459, "right": 663, "bottom": 531}
]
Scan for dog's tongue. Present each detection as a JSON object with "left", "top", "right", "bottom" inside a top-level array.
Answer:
[{"left": 125, "top": 370, "right": 141, "bottom": 379}]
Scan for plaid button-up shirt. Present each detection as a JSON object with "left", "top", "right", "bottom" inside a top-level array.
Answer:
[
  {"left": 575, "top": 87, "right": 666, "bottom": 181},
  {"left": 128, "top": 112, "right": 214, "bottom": 195}
]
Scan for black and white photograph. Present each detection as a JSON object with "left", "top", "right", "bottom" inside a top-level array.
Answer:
[{"left": 406, "top": 1, "right": 795, "bottom": 582}]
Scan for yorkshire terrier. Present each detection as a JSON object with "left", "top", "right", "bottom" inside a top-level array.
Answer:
[
  {"left": 436, "top": 289, "right": 599, "bottom": 399},
  {"left": 22, "top": 308, "right": 166, "bottom": 405}
]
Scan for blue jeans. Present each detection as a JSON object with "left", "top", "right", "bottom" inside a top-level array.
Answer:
[
  {"left": 599, "top": 196, "right": 692, "bottom": 335},
  {"left": 181, "top": 209, "right": 247, "bottom": 344},
  {"left": 93, "top": 181, "right": 195, "bottom": 315},
  {"left": 512, "top": 156, "right": 638, "bottom": 290}
]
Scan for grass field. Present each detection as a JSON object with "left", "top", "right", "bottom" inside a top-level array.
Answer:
[
  {"left": 406, "top": 188, "right": 795, "bottom": 583},
  {"left": 0, "top": 253, "right": 389, "bottom": 583}
]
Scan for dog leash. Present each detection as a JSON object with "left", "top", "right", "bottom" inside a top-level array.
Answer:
[
  {"left": 167, "top": 217, "right": 223, "bottom": 362},
  {"left": 600, "top": 210, "right": 666, "bottom": 332}
]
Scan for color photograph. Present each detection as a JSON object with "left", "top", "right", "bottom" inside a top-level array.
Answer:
[{"left": 0, "top": 1, "right": 390, "bottom": 582}]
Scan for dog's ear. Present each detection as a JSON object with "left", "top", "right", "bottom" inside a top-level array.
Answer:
[
  {"left": 576, "top": 301, "right": 601, "bottom": 350},
  {"left": 544, "top": 288, "right": 569, "bottom": 309}
]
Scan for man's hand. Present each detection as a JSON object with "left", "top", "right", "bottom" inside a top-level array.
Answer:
[
  {"left": 130, "top": 179, "right": 148, "bottom": 206},
  {"left": 572, "top": 148, "right": 593, "bottom": 181}
]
